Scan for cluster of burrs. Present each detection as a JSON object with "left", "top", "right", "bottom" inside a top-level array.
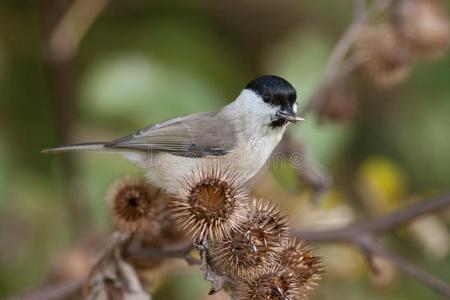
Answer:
[
  {"left": 315, "top": 0, "right": 449, "bottom": 125},
  {"left": 107, "top": 163, "right": 322, "bottom": 299},
  {"left": 353, "top": 0, "right": 449, "bottom": 89}
]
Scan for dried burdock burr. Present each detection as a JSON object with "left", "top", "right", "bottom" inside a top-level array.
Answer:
[
  {"left": 123, "top": 195, "right": 187, "bottom": 281},
  {"left": 209, "top": 199, "right": 289, "bottom": 281},
  {"left": 107, "top": 176, "right": 162, "bottom": 234},
  {"left": 236, "top": 266, "right": 302, "bottom": 300},
  {"left": 393, "top": 0, "right": 450, "bottom": 59},
  {"left": 281, "top": 238, "right": 323, "bottom": 298},
  {"left": 354, "top": 24, "right": 412, "bottom": 88},
  {"left": 170, "top": 163, "right": 249, "bottom": 240},
  {"left": 319, "top": 83, "right": 358, "bottom": 123}
]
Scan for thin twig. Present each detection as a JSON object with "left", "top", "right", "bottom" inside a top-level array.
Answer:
[
  {"left": 275, "top": 136, "right": 332, "bottom": 200},
  {"left": 42, "top": 0, "right": 111, "bottom": 237},
  {"left": 42, "top": 0, "right": 87, "bottom": 237},
  {"left": 354, "top": 0, "right": 367, "bottom": 20},
  {"left": 9, "top": 278, "right": 84, "bottom": 300},
  {"left": 295, "top": 192, "right": 450, "bottom": 242},
  {"left": 12, "top": 241, "right": 197, "bottom": 300},
  {"left": 301, "top": 0, "right": 392, "bottom": 115},
  {"left": 48, "top": 0, "right": 110, "bottom": 64},
  {"left": 363, "top": 192, "right": 450, "bottom": 234},
  {"left": 124, "top": 243, "right": 200, "bottom": 265},
  {"left": 301, "top": 0, "right": 366, "bottom": 114},
  {"left": 294, "top": 192, "right": 450, "bottom": 298},
  {"left": 367, "top": 240, "right": 450, "bottom": 298},
  {"left": 16, "top": 193, "right": 450, "bottom": 300},
  {"left": 367, "top": 0, "right": 392, "bottom": 17}
]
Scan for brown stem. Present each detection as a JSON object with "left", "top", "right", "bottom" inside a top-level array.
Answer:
[
  {"left": 8, "top": 278, "right": 84, "bottom": 300},
  {"left": 48, "top": 0, "right": 110, "bottom": 64},
  {"left": 42, "top": 0, "right": 85, "bottom": 237},
  {"left": 275, "top": 135, "right": 332, "bottom": 201},
  {"left": 296, "top": 192, "right": 450, "bottom": 242},
  {"left": 294, "top": 192, "right": 450, "bottom": 298},
  {"left": 15, "top": 193, "right": 450, "bottom": 300},
  {"left": 301, "top": 0, "right": 392, "bottom": 115},
  {"left": 41, "top": 0, "right": 111, "bottom": 238},
  {"left": 12, "top": 242, "right": 197, "bottom": 300},
  {"left": 367, "top": 239, "right": 450, "bottom": 298},
  {"left": 124, "top": 244, "right": 200, "bottom": 265},
  {"left": 301, "top": 0, "right": 365, "bottom": 114},
  {"left": 362, "top": 192, "right": 450, "bottom": 234}
]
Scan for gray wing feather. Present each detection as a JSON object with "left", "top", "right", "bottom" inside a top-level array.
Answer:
[{"left": 105, "top": 112, "right": 236, "bottom": 157}]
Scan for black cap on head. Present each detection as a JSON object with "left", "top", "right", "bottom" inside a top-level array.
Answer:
[{"left": 245, "top": 75, "right": 297, "bottom": 106}]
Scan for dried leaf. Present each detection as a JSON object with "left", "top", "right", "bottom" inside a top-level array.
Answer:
[
  {"left": 84, "top": 233, "right": 150, "bottom": 300},
  {"left": 195, "top": 239, "right": 227, "bottom": 295}
]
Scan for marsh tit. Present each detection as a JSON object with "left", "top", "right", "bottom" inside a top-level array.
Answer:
[{"left": 43, "top": 75, "right": 303, "bottom": 193}]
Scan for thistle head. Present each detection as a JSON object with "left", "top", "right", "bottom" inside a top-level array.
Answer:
[
  {"left": 170, "top": 163, "right": 249, "bottom": 240},
  {"left": 354, "top": 24, "right": 412, "bottom": 88},
  {"left": 319, "top": 83, "right": 357, "bottom": 123},
  {"left": 107, "top": 176, "right": 161, "bottom": 234},
  {"left": 393, "top": 0, "right": 450, "bottom": 59},
  {"left": 237, "top": 267, "right": 302, "bottom": 300},
  {"left": 281, "top": 238, "right": 323, "bottom": 297},
  {"left": 209, "top": 199, "right": 289, "bottom": 281}
]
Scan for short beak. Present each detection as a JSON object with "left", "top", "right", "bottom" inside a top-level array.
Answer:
[{"left": 277, "top": 107, "right": 304, "bottom": 123}]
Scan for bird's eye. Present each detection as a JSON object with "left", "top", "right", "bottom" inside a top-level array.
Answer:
[{"left": 263, "top": 94, "right": 271, "bottom": 103}]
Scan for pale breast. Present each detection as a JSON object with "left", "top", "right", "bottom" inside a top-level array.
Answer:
[
  {"left": 144, "top": 153, "right": 199, "bottom": 194},
  {"left": 140, "top": 131, "right": 283, "bottom": 194}
]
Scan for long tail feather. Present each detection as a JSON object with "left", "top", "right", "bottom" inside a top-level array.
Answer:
[{"left": 41, "top": 142, "right": 110, "bottom": 154}]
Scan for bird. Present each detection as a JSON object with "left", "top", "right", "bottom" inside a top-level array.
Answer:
[{"left": 43, "top": 75, "right": 303, "bottom": 194}]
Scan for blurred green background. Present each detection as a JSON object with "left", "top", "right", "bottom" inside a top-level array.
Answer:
[{"left": 0, "top": 0, "right": 449, "bottom": 299}]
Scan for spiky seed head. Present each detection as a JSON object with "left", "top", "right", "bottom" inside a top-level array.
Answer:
[
  {"left": 319, "top": 84, "right": 357, "bottom": 123},
  {"left": 281, "top": 238, "right": 323, "bottom": 298},
  {"left": 209, "top": 199, "right": 289, "bottom": 281},
  {"left": 237, "top": 267, "right": 302, "bottom": 300},
  {"left": 354, "top": 24, "right": 412, "bottom": 88},
  {"left": 125, "top": 198, "right": 187, "bottom": 277},
  {"left": 170, "top": 163, "right": 248, "bottom": 240},
  {"left": 393, "top": 0, "right": 450, "bottom": 59},
  {"left": 107, "top": 176, "right": 161, "bottom": 234}
]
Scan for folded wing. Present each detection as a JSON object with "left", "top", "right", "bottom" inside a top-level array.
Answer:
[{"left": 106, "top": 112, "right": 237, "bottom": 157}]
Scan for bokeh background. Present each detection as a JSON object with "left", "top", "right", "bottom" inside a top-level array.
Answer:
[{"left": 0, "top": 0, "right": 449, "bottom": 299}]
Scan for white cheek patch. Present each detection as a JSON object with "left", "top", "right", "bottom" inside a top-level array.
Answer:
[{"left": 293, "top": 103, "right": 298, "bottom": 113}]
